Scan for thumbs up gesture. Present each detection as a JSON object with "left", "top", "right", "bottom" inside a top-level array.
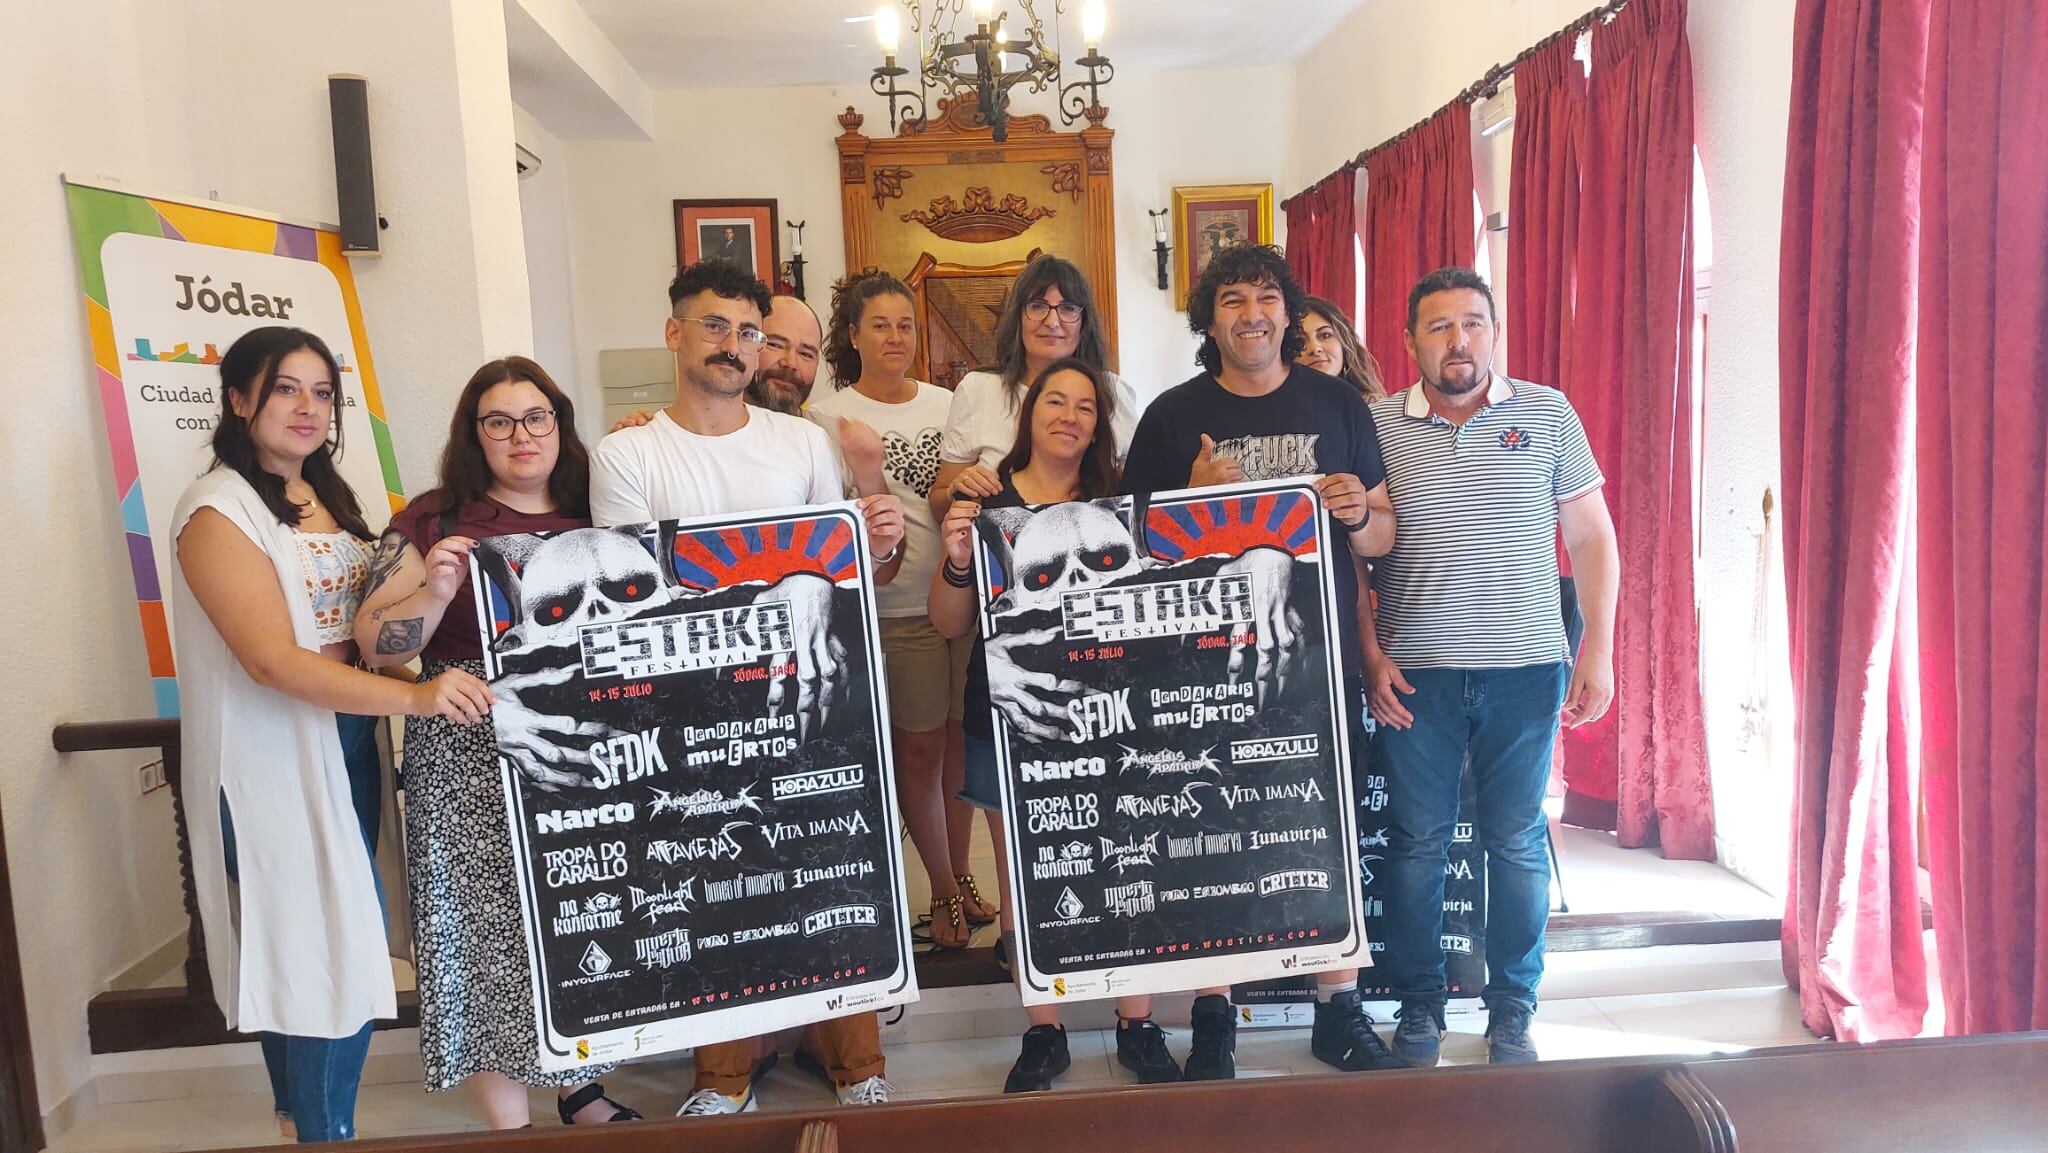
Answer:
[{"left": 1189, "top": 433, "right": 1246, "bottom": 488}]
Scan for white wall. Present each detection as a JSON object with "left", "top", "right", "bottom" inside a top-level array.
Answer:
[
  {"left": 559, "top": 67, "right": 1292, "bottom": 418},
  {"left": 0, "top": 0, "right": 533, "bottom": 1116},
  {"left": 1290, "top": 0, "right": 1796, "bottom": 891},
  {"left": 515, "top": 103, "right": 586, "bottom": 413}
]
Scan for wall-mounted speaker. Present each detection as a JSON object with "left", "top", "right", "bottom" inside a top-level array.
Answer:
[{"left": 328, "top": 75, "right": 381, "bottom": 255}]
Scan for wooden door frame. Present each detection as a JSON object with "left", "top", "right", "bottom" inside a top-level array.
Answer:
[
  {"left": 0, "top": 795, "right": 45, "bottom": 1153},
  {"left": 835, "top": 97, "right": 1118, "bottom": 372}
]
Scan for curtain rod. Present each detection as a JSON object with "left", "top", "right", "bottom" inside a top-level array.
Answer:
[{"left": 1281, "top": 0, "right": 1628, "bottom": 212}]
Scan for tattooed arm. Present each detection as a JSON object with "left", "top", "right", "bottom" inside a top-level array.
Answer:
[{"left": 352, "top": 529, "right": 479, "bottom": 668}]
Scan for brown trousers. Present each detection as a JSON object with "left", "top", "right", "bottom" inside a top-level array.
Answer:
[{"left": 692, "top": 1014, "right": 885, "bottom": 1094}]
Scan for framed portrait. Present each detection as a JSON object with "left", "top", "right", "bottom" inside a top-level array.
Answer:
[
  {"left": 1171, "top": 183, "right": 1275, "bottom": 310},
  {"left": 674, "top": 199, "right": 780, "bottom": 282}
]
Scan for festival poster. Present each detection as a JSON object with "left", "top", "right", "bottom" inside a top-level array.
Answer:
[
  {"left": 64, "top": 179, "right": 403, "bottom": 716},
  {"left": 470, "top": 506, "right": 917, "bottom": 1072},
  {"left": 974, "top": 479, "right": 1366, "bottom": 1005},
  {"left": 1234, "top": 748, "right": 1488, "bottom": 1023}
]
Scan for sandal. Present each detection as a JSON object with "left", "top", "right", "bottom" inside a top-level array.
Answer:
[
  {"left": 558, "top": 1082, "right": 643, "bottom": 1125},
  {"left": 926, "top": 894, "right": 969, "bottom": 949},
  {"left": 955, "top": 874, "right": 999, "bottom": 925}
]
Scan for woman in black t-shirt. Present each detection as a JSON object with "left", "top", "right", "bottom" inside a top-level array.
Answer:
[{"left": 927, "top": 358, "right": 1187, "bottom": 1092}]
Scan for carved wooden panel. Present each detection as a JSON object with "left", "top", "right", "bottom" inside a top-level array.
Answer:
[{"left": 837, "top": 96, "right": 1117, "bottom": 376}]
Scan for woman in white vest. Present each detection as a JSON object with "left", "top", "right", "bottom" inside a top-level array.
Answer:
[{"left": 170, "top": 326, "right": 493, "bottom": 1143}]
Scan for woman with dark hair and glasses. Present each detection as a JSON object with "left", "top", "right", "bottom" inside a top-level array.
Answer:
[
  {"left": 927, "top": 254, "right": 1139, "bottom": 523},
  {"left": 352, "top": 357, "right": 640, "bottom": 1129},
  {"left": 171, "top": 327, "right": 496, "bottom": 1143}
]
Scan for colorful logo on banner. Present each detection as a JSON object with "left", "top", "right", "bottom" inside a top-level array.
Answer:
[
  {"left": 668, "top": 516, "right": 860, "bottom": 591},
  {"left": 65, "top": 180, "right": 402, "bottom": 716}
]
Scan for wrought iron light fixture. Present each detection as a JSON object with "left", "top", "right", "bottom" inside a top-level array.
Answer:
[
  {"left": 1147, "top": 207, "right": 1171, "bottom": 291},
  {"left": 870, "top": 0, "right": 1113, "bottom": 143}
]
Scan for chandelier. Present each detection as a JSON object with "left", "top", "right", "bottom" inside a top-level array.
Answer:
[{"left": 870, "top": 0, "right": 1113, "bottom": 143}]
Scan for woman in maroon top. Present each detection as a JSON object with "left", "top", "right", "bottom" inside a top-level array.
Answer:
[{"left": 353, "top": 357, "right": 639, "bottom": 1129}]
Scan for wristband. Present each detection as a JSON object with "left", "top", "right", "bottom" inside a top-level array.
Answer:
[
  {"left": 1336, "top": 504, "right": 1371, "bottom": 533},
  {"left": 942, "top": 559, "right": 974, "bottom": 588}
]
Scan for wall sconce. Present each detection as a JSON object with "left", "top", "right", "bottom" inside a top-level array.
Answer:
[
  {"left": 1147, "top": 207, "right": 1171, "bottom": 291},
  {"left": 786, "top": 220, "right": 808, "bottom": 301}
]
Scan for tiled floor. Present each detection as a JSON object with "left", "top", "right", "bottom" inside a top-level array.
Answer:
[{"left": 53, "top": 972, "right": 1816, "bottom": 1151}]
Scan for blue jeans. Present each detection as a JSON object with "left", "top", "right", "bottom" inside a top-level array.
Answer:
[
  {"left": 221, "top": 712, "right": 383, "bottom": 1141},
  {"left": 1375, "top": 663, "right": 1567, "bottom": 1016}
]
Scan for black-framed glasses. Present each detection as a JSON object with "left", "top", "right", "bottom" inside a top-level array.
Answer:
[
  {"left": 478, "top": 410, "right": 557, "bottom": 440},
  {"left": 1023, "top": 299, "right": 1085, "bottom": 324},
  {"left": 675, "top": 314, "right": 768, "bottom": 348}
]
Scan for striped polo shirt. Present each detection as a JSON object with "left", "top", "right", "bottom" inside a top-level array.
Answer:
[{"left": 1368, "top": 375, "right": 1604, "bottom": 669}]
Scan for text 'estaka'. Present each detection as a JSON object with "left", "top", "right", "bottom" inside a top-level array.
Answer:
[
  {"left": 580, "top": 601, "right": 794, "bottom": 680},
  {"left": 1062, "top": 574, "right": 1254, "bottom": 642}
]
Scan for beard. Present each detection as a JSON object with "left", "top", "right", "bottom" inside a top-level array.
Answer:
[
  {"left": 746, "top": 366, "right": 810, "bottom": 415},
  {"left": 1428, "top": 358, "right": 1487, "bottom": 395}
]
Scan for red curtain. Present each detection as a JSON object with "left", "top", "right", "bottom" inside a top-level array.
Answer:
[
  {"left": 1560, "top": 0, "right": 1714, "bottom": 860},
  {"left": 1284, "top": 168, "right": 1358, "bottom": 312},
  {"left": 1362, "top": 105, "right": 1475, "bottom": 387},
  {"left": 1917, "top": 0, "right": 2048, "bottom": 1037},
  {"left": 1777, "top": 0, "right": 1932, "bottom": 1041},
  {"left": 1507, "top": 33, "right": 1584, "bottom": 388}
]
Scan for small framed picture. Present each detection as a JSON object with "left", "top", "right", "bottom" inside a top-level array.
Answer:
[
  {"left": 1171, "top": 184, "right": 1275, "bottom": 310},
  {"left": 673, "top": 199, "right": 779, "bottom": 282}
]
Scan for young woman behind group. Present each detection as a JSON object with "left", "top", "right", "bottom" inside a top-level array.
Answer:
[
  {"left": 171, "top": 327, "right": 494, "bottom": 1143},
  {"left": 1296, "top": 295, "right": 1386, "bottom": 400},
  {"left": 927, "top": 358, "right": 1184, "bottom": 1092},
  {"left": 352, "top": 356, "right": 641, "bottom": 1129}
]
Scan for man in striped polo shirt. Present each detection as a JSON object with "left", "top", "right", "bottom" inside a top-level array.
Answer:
[{"left": 1365, "top": 267, "right": 1618, "bottom": 1065}]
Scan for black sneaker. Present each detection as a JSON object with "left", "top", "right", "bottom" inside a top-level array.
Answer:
[
  {"left": 1390, "top": 999, "right": 1444, "bottom": 1068},
  {"left": 1003, "top": 1025, "right": 1071, "bottom": 1093},
  {"left": 1486, "top": 1003, "right": 1539, "bottom": 1064},
  {"left": 1115, "top": 1018, "right": 1183, "bottom": 1083},
  {"left": 1310, "top": 990, "right": 1406, "bottom": 1071},
  {"left": 1180, "top": 995, "right": 1236, "bottom": 1081}
]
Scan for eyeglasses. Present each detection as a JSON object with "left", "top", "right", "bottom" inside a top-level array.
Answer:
[
  {"left": 1023, "top": 300, "right": 1085, "bottom": 324},
  {"left": 478, "top": 410, "right": 557, "bottom": 441},
  {"left": 675, "top": 314, "right": 768, "bottom": 348}
]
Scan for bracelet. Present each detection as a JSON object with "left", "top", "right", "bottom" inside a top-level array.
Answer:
[
  {"left": 1336, "top": 505, "right": 1371, "bottom": 533},
  {"left": 942, "top": 559, "right": 974, "bottom": 588},
  {"left": 875, "top": 542, "right": 902, "bottom": 564}
]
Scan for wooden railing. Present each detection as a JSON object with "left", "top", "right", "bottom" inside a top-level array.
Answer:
[{"left": 224, "top": 1032, "right": 2048, "bottom": 1153}]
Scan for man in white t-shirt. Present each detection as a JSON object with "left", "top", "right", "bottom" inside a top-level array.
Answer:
[{"left": 587, "top": 261, "right": 906, "bottom": 1116}]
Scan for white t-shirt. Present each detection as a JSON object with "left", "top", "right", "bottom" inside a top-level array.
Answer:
[
  {"left": 588, "top": 407, "right": 842, "bottom": 528},
  {"left": 806, "top": 381, "right": 952, "bottom": 617},
  {"left": 938, "top": 368, "right": 1141, "bottom": 469}
]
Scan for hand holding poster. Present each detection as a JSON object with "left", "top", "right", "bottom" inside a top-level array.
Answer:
[
  {"left": 470, "top": 506, "right": 916, "bottom": 1072},
  {"left": 974, "top": 479, "right": 1366, "bottom": 1004}
]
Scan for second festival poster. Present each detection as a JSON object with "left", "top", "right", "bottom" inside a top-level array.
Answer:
[{"left": 974, "top": 479, "right": 1367, "bottom": 1004}]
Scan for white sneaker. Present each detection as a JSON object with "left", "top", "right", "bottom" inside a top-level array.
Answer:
[
  {"left": 677, "top": 1087, "right": 757, "bottom": 1116},
  {"left": 836, "top": 1075, "right": 896, "bottom": 1106}
]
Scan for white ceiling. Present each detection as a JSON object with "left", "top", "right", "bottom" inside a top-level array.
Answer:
[{"left": 577, "top": 0, "right": 1368, "bottom": 90}]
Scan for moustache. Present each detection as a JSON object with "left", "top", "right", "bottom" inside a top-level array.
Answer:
[
  {"left": 705, "top": 351, "right": 747, "bottom": 373},
  {"left": 756, "top": 364, "right": 805, "bottom": 387}
]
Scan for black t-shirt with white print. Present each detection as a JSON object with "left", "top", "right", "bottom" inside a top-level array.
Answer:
[{"left": 1119, "top": 362, "right": 1385, "bottom": 678}]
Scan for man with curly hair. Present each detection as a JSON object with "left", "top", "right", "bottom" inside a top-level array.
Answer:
[{"left": 1120, "top": 244, "right": 1401, "bottom": 1080}]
